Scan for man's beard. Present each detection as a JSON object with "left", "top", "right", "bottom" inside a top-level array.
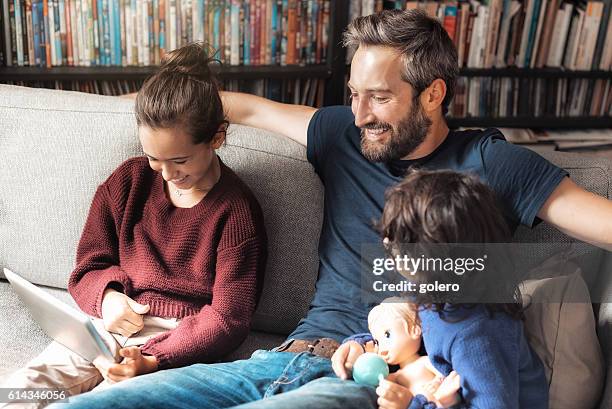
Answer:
[{"left": 360, "top": 102, "right": 432, "bottom": 162}]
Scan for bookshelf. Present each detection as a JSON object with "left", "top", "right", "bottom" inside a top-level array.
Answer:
[
  {"left": 0, "top": 0, "right": 350, "bottom": 105},
  {"left": 1, "top": 0, "right": 611, "bottom": 129},
  {"left": 341, "top": 1, "right": 612, "bottom": 130}
]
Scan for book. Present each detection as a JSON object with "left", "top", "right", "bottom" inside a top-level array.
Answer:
[
  {"left": 483, "top": 0, "right": 501, "bottom": 69},
  {"left": 564, "top": 6, "right": 585, "bottom": 70},
  {"left": 599, "top": 11, "right": 612, "bottom": 70},
  {"left": 534, "top": 0, "right": 558, "bottom": 68},
  {"left": 546, "top": 2, "right": 573, "bottom": 68},
  {"left": 577, "top": 1, "right": 603, "bottom": 70}
]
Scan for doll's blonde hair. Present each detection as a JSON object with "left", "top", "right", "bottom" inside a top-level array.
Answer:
[{"left": 368, "top": 297, "right": 420, "bottom": 334}]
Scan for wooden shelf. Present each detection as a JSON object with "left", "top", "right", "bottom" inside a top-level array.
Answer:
[
  {"left": 0, "top": 64, "right": 332, "bottom": 81},
  {"left": 459, "top": 67, "right": 612, "bottom": 79},
  {"left": 448, "top": 116, "right": 612, "bottom": 129}
]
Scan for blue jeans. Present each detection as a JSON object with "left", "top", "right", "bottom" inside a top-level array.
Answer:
[{"left": 49, "top": 350, "right": 377, "bottom": 409}]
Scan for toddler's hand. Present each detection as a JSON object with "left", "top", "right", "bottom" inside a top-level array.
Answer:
[
  {"left": 331, "top": 341, "right": 365, "bottom": 380},
  {"left": 101, "top": 289, "right": 150, "bottom": 337},
  {"left": 376, "top": 378, "right": 413, "bottom": 409}
]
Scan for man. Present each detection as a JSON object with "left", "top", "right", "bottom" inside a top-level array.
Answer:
[{"left": 57, "top": 9, "right": 612, "bottom": 409}]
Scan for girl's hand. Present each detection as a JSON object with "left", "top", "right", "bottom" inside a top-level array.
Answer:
[
  {"left": 376, "top": 378, "right": 413, "bottom": 409},
  {"left": 101, "top": 289, "right": 150, "bottom": 337},
  {"left": 95, "top": 346, "right": 158, "bottom": 383}
]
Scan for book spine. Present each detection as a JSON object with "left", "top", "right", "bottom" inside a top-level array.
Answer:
[
  {"left": 146, "top": 0, "right": 152, "bottom": 64},
  {"left": 120, "top": 0, "right": 126, "bottom": 65},
  {"left": 82, "top": 0, "right": 91, "bottom": 66},
  {"left": 32, "top": 0, "right": 41, "bottom": 65},
  {"left": 230, "top": 0, "right": 239, "bottom": 65},
  {"left": 158, "top": 0, "right": 164, "bottom": 58},
  {"left": 14, "top": 0, "right": 24, "bottom": 65},
  {"left": 442, "top": 2, "right": 457, "bottom": 42},
  {"left": 58, "top": 0, "right": 68, "bottom": 65},
  {"left": 143, "top": 0, "right": 149, "bottom": 65},
  {"left": 68, "top": 0, "right": 77, "bottom": 64},
  {"left": 135, "top": 0, "right": 142, "bottom": 64},
  {"left": 599, "top": 12, "right": 612, "bottom": 70},
  {"left": 42, "top": 0, "right": 51, "bottom": 66},
  {"left": 168, "top": 0, "right": 175, "bottom": 50},
  {"left": 26, "top": 0, "right": 35, "bottom": 64},
  {"left": 286, "top": 0, "right": 295, "bottom": 64}
]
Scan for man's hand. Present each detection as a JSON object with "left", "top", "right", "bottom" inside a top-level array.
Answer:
[
  {"left": 95, "top": 346, "right": 158, "bottom": 383},
  {"left": 331, "top": 341, "right": 365, "bottom": 380},
  {"left": 376, "top": 378, "right": 413, "bottom": 409},
  {"left": 101, "top": 289, "right": 150, "bottom": 337}
]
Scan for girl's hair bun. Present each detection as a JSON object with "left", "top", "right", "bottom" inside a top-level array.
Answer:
[{"left": 159, "top": 42, "right": 219, "bottom": 81}]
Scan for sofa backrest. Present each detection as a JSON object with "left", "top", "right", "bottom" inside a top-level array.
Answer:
[{"left": 1, "top": 84, "right": 611, "bottom": 337}]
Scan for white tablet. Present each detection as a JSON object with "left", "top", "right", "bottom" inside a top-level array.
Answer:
[{"left": 4, "top": 268, "right": 115, "bottom": 363}]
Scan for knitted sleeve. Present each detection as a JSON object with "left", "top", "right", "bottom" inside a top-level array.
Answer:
[{"left": 67, "top": 183, "right": 132, "bottom": 317}]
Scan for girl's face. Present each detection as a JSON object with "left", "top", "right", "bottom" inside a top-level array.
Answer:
[
  {"left": 370, "top": 314, "right": 422, "bottom": 366},
  {"left": 139, "top": 126, "right": 224, "bottom": 191}
]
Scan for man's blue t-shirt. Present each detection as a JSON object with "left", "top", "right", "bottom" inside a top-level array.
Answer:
[{"left": 288, "top": 105, "right": 568, "bottom": 342}]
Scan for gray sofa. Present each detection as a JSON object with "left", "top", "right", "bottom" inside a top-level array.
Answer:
[{"left": 0, "top": 84, "right": 610, "bottom": 408}]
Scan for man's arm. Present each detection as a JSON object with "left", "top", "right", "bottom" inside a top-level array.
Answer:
[
  {"left": 221, "top": 91, "right": 316, "bottom": 147},
  {"left": 121, "top": 91, "right": 315, "bottom": 147},
  {"left": 538, "top": 177, "right": 612, "bottom": 248}
]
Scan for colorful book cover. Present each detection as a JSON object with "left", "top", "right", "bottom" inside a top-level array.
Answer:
[
  {"left": 32, "top": 0, "right": 41, "bottom": 65},
  {"left": 280, "top": 0, "right": 286, "bottom": 65},
  {"left": 57, "top": 0, "right": 66, "bottom": 64},
  {"left": 152, "top": 0, "right": 158, "bottom": 65},
  {"left": 68, "top": 0, "right": 77, "bottom": 65},
  {"left": 130, "top": 0, "right": 136, "bottom": 65},
  {"left": 443, "top": 2, "right": 457, "bottom": 42},
  {"left": 41, "top": 0, "right": 51, "bottom": 66},
  {"left": 147, "top": 0, "right": 153, "bottom": 65},
  {"left": 243, "top": 0, "right": 250, "bottom": 65},
  {"left": 108, "top": 0, "right": 115, "bottom": 64},
  {"left": 90, "top": 0, "right": 98, "bottom": 65},
  {"left": 135, "top": 0, "right": 142, "bottom": 65},
  {"left": 113, "top": 0, "right": 121, "bottom": 65},
  {"left": 230, "top": 0, "right": 239, "bottom": 65},
  {"left": 159, "top": 0, "right": 165, "bottom": 58},
  {"left": 212, "top": 0, "right": 220, "bottom": 56},
  {"left": 95, "top": 0, "right": 103, "bottom": 64},
  {"left": 119, "top": 0, "right": 126, "bottom": 66},
  {"left": 169, "top": 0, "right": 176, "bottom": 51},
  {"left": 248, "top": 0, "right": 255, "bottom": 64},
  {"left": 81, "top": 0, "right": 91, "bottom": 66},
  {"left": 14, "top": 0, "right": 24, "bottom": 65},
  {"left": 224, "top": 0, "right": 230, "bottom": 62},
  {"left": 286, "top": 0, "right": 296, "bottom": 65},
  {"left": 63, "top": 0, "right": 72, "bottom": 65},
  {"left": 524, "top": 0, "right": 542, "bottom": 68},
  {"left": 53, "top": 0, "right": 61, "bottom": 64},
  {"left": 270, "top": 0, "right": 277, "bottom": 64},
  {"left": 101, "top": 0, "right": 110, "bottom": 65},
  {"left": 26, "top": 0, "right": 34, "bottom": 64}
]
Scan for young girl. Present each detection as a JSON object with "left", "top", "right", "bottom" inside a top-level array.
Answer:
[
  {"left": 349, "top": 169, "right": 547, "bottom": 409},
  {"left": 1, "top": 42, "right": 267, "bottom": 408}
]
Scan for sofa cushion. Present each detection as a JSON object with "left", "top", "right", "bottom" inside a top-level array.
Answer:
[{"left": 522, "top": 270, "right": 605, "bottom": 409}]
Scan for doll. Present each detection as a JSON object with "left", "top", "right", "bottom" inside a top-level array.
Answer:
[{"left": 368, "top": 299, "right": 461, "bottom": 408}]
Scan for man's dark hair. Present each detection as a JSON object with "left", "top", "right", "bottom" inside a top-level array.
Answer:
[{"left": 343, "top": 9, "right": 459, "bottom": 115}]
